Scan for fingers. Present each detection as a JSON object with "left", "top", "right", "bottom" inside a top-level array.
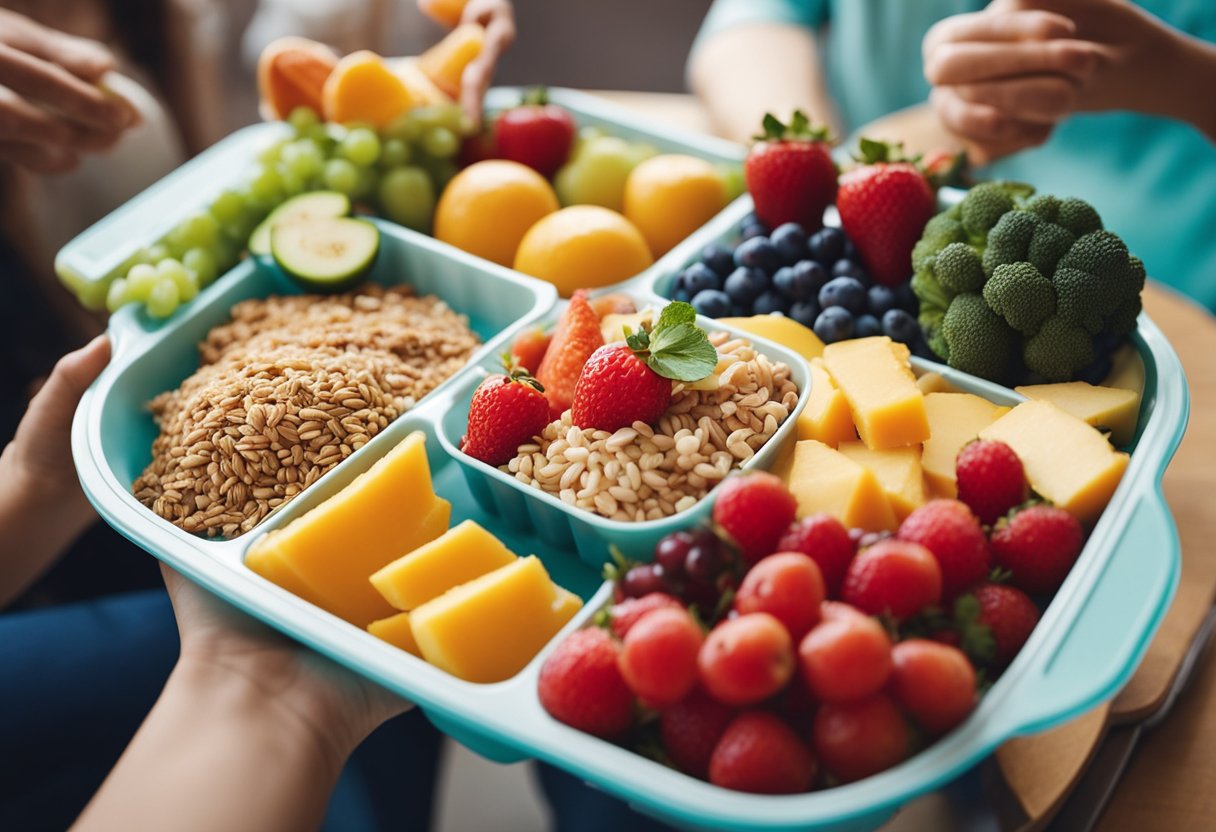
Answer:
[
  {"left": 29, "top": 29, "right": 115, "bottom": 82},
  {"left": 0, "top": 41, "right": 132, "bottom": 131},
  {"left": 21, "top": 335, "right": 110, "bottom": 439},
  {"left": 923, "top": 9, "right": 1076, "bottom": 59},
  {"left": 930, "top": 86, "right": 1054, "bottom": 163},
  {"left": 0, "top": 140, "right": 78, "bottom": 173},
  {"left": 458, "top": 0, "right": 516, "bottom": 127},
  {"left": 950, "top": 75, "right": 1080, "bottom": 124},
  {"left": 925, "top": 38, "right": 1100, "bottom": 86}
]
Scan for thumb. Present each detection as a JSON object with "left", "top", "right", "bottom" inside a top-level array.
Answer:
[{"left": 21, "top": 335, "right": 110, "bottom": 442}]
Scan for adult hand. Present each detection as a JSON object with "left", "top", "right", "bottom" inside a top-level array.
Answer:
[
  {"left": 456, "top": 0, "right": 516, "bottom": 129},
  {"left": 162, "top": 565, "right": 409, "bottom": 757},
  {"left": 0, "top": 9, "right": 135, "bottom": 173}
]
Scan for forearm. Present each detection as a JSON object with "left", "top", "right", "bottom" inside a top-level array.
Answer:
[
  {"left": 74, "top": 656, "right": 352, "bottom": 832},
  {"left": 689, "top": 23, "right": 840, "bottom": 144},
  {"left": 1169, "top": 32, "right": 1216, "bottom": 142},
  {"left": 855, "top": 103, "right": 965, "bottom": 157}
]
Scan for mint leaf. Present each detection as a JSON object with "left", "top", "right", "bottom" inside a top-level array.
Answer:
[
  {"left": 647, "top": 322, "right": 718, "bottom": 382},
  {"left": 657, "top": 301, "right": 697, "bottom": 331}
]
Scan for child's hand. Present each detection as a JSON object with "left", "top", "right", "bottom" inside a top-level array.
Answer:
[
  {"left": 456, "top": 0, "right": 516, "bottom": 128},
  {"left": 0, "top": 9, "right": 136, "bottom": 173},
  {"left": 162, "top": 564, "right": 410, "bottom": 754}
]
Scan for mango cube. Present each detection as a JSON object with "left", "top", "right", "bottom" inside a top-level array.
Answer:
[
  {"left": 322, "top": 50, "right": 417, "bottom": 128},
  {"left": 922, "top": 393, "right": 1011, "bottom": 498},
  {"left": 368, "top": 612, "right": 422, "bottom": 658},
  {"left": 837, "top": 442, "right": 926, "bottom": 520},
  {"left": 796, "top": 358, "right": 858, "bottom": 447},
  {"left": 980, "top": 400, "right": 1128, "bottom": 524},
  {"left": 370, "top": 520, "right": 518, "bottom": 611},
  {"left": 1014, "top": 381, "right": 1141, "bottom": 447},
  {"left": 786, "top": 439, "right": 897, "bottom": 531},
  {"left": 410, "top": 556, "right": 581, "bottom": 683},
  {"left": 719, "top": 315, "right": 825, "bottom": 362},
  {"left": 823, "top": 337, "right": 929, "bottom": 449},
  {"left": 417, "top": 23, "right": 485, "bottom": 98}
]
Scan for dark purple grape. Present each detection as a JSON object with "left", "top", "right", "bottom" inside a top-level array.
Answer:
[
  {"left": 813, "top": 307, "right": 855, "bottom": 344},
  {"left": 752, "top": 290, "right": 791, "bottom": 315},
  {"left": 734, "top": 237, "right": 782, "bottom": 274},
  {"left": 621, "top": 563, "right": 667, "bottom": 598},
  {"left": 691, "top": 289, "right": 731, "bottom": 317},
  {"left": 808, "top": 226, "right": 845, "bottom": 265},
  {"left": 854, "top": 313, "right": 882, "bottom": 338},
  {"left": 866, "top": 284, "right": 898, "bottom": 318},
  {"left": 655, "top": 532, "right": 694, "bottom": 575},
  {"left": 724, "top": 266, "right": 770, "bottom": 305},
  {"left": 882, "top": 308, "right": 919, "bottom": 344},
  {"left": 685, "top": 542, "right": 723, "bottom": 583},
  {"left": 770, "top": 222, "right": 808, "bottom": 265},
  {"left": 789, "top": 300, "right": 820, "bottom": 328},
  {"left": 700, "top": 243, "right": 736, "bottom": 278},
  {"left": 818, "top": 277, "right": 868, "bottom": 315},
  {"left": 682, "top": 262, "right": 721, "bottom": 295}
]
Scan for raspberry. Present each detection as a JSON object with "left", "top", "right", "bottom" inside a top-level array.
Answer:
[
  {"left": 776, "top": 514, "right": 857, "bottom": 596},
  {"left": 841, "top": 539, "right": 942, "bottom": 620},
  {"left": 660, "top": 688, "right": 736, "bottom": 779},
  {"left": 991, "top": 504, "right": 1084, "bottom": 595},
  {"left": 898, "top": 499, "right": 991, "bottom": 599},
  {"left": 709, "top": 711, "right": 817, "bottom": 794},
  {"left": 971, "top": 582, "right": 1040, "bottom": 665},
  {"left": 955, "top": 440, "right": 1028, "bottom": 525},
  {"left": 713, "top": 473, "right": 799, "bottom": 564},
  {"left": 538, "top": 628, "right": 634, "bottom": 740}
]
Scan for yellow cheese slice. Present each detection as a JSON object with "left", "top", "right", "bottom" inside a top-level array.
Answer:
[
  {"left": 823, "top": 336, "right": 929, "bottom": 449},
  {"left": 838, "top": 441, "right": 926, "bottom": 520},
  {"left": 922, "top": 393, "right": 1011, "bottom": 498},
  {"left": 915, "top": 371, "right": 958, "bottom": 395},
  {"left": 718, "top": 315, "right": 825, "bottom": 362},
  {"left": 1014, "top": 381, "right": 1141, "bottom": 447},
  {"left": 787, "top": 439, "right": 897, "bottom": 532},
  {"left": 368, "top": 612, "right": 422, "bottom": 658},
  {"left": 1102, "top": 343, "right": 1146, "bottom": 398},
  {"left": 796, "top": 358, "right": 858, "bottom": 447}
]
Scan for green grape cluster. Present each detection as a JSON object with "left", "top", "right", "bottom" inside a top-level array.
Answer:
[{"left": 107, "top": 102, "right": 472, "bottom": 319}]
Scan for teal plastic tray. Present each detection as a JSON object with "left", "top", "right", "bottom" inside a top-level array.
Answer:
[{"left": 66, "top": 93, "right": 1188, "bottom": 832}]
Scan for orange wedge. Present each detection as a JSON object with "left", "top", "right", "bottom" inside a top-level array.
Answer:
[
  {"left": 257, "top": 37, "right": 338, "bottom": 120},
  {"left": 322, "top": 50, "right": 418, "bottom": 128},
  {"left": 417, "top": 23, "right": 485, "bottom": 99},
  {"left": 418, "top": 0, "right": 468, "bottom": 27}
]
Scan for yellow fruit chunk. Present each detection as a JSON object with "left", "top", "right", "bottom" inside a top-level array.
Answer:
[
  {"left": 1014, "top": 381, "right": 1141, "bottom": 447},
  {"left": 417, "top": 23, "right": 485, "bottom": 99},
  {"left": 368, "top": 612, "right": 422, "bottom": 658},
  {"left": 322, "top": 50, "right": 417, "bottom": 128},
  {"left": 980, "top": 400, "right": 1129, "bottom": 524},
  {"left": 796, "top": 358, "right": 858, "bottom": 447},
  {"left": 786, "top": 440, "right": 897, "bottom": 532},
  {"left": 245, "top": 544, "right": 325, "bottom": 608},
  {"left": 370, "top": 520, "right": 518, "bottom": 611},
  {"left": 418, "top": 0, "right": 468, "bottom": 27},
  {"left": 1102, "top": 343, "right": 1145, "bottom": 398},
  {"left": 823, "top": 336, "right": 929, "bottom": 450},
  {"left": 623, "top": 154, "right": 727, "bottom": 257},
  {"left": 244, "top": 432, "right": 447, "bottom": 627},
  {"left": 600, "top": 309, "right": 654, "bottom": 345},
  {"left": 257, "top": 37, "right": 338, "bottom": 120},
  {"left": 915, "top": 372, "right": 958, "bottom": 395},
  {"left": 719, "top": 316, "right": 825, "bottom": 362},
  {"left": 552, "top": 587, "right": 584, "bottom": 623},
  {"left": 513, "top": 206, "right": 654, "bottom": 297},
  {"left": 838, "top": 442, "right": 926, "bottom": 520},
  {"left": 411, "top": 556, "right": 578, "bottom": 683},
  {"left": 389, "top": 57, "right": 453, "bottom": 106},
  {"left": 435, "top": 160, "right": 559, "bottom": 266},
  {"left": 921, "top": 392, "right": 1010, "bottom": 498}
]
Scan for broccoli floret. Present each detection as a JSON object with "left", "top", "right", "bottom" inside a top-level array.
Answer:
[
  {"left": 912, "top": 212, "right": 968, "bottom": 270},
  {"left": 982, "top": 211, "right": 1041, "bottom": 274},
  {"left": 1023, "top": 316, "right": 1095, "bottom": 381},
  {"left": 1054, "top": 231, "right": 1137, "bottom": 333},
  {"left": 1106, "top": 295, "right": 1143, "bottom": 335},
  {"left": 933, "top": 242, "right": 986, "bottom": 294},
  {"left": 960, "top": 182, "right": 1016, "bottom": 241},
  {"left": 983, "top": 263, "right": 1056, "bottom": 334},
  {"left": 941, "top": 293, "right": 1016, "bottom": 381},
  {"left": 1056, "top": 197, "right": 1103, "bottom": 236},
  {"left": 919, "top": 307, "right": 948, "bottom": 361},
  {"left": 1024, "top": 194, "right": 1060, "bottom": 222},
  {"left": 1027, "top": 222, "right": 1075, "bottom": 275}
]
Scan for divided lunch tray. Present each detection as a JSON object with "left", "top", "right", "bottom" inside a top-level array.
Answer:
[{"left": 65, "top": 91, "right": 1189, "bottom": 832}]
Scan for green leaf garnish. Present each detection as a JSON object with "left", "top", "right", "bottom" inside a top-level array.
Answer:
[{"left": 647, "top": 322, "right": 718, "bottom": 382}]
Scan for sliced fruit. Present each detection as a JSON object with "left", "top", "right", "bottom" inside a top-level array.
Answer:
[
  {"left": 257, "top": 37, "right": 338, "bottom": 120},
  {"left": 389, "top": 57, "right": 453, "bottom": 106},
  {"left": 271, "top": 217, "right": 380, "bottom": 292},
  {"left": 322, "top": 50, "right": 417, "bottom": 128},
  {"left": 417, "top": 23, "right": 486, "bottom": 99},
  {"left": 249, "top": 191, "right": 351, "bottom": 256},
  {"left": 368, "top": 612, "right": 422, "bottom": 657},
  {"left": 418, "top": 0, "right": 468, "bottom": 27},
  {"left": 370, "top": 520, "right": 517, "bottom": 611}
]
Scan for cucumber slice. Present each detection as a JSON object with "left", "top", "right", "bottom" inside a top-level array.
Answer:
[
  {"left": 271, "top": 218, "right": 380, "bottom": 292},
  {"left": 248, "top": 191, "right": 351, "bottom": 256}
]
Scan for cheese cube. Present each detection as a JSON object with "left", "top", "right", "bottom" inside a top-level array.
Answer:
[
  {"left": 368, "top": 612, "right": 422, "bottom": 658},
  {"left": 797, "top": 358, "right": 858, "bottom": 447},
  {"left": 823, "top": 337, "right": 929, "bottom": 449},
  {"left": 370, "top": 520, "right": 518, "bottom": 611},
  {"left": 719, "top": 315, "right": 825, "bottom": 361},
  {"left": 1014, "top": 381, "right": 1141, "bottom": 447},
  {"left": 411, "top": 556, "right": 579, "bottom": 683},
  {"left": 787, "top": 440, "right": 897, "bottom": 531},
  {"left": 838, "top": 442, "right": 926, "bottom": 520},
  {"left": 1102, "top": 343, "right": 1146, "bottom": 398},
  {"left": 922, "top": 393, "right": 1011, "bottom": 498},
  {"left": 980, "top": 400, "right": 1128, "bottom": 524},
  {"left": 915, "top": 371, "right": 957, "bottom": 395}
]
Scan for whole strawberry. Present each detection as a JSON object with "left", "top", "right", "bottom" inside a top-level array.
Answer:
[
  {"left": 510, "top": 326, "right": 551, "bottom": 374},
  {"left": 898, "top": 499, "right": 991, "bottom": 599},
  {"left": 607, "top": 592, "right": 683, "bottom": 640},
  {"left": 537, "top": 290, "right": 604, "bottom": 419},
  {"left": 836, "top": 139, "right": 936, "bottom": 286},
  {"left": 744, "top": 111, "right": 837, "bottom": 232},
  {"left": 991, "top": 504, "right": 1084, "bottom": 595},
  {"left": 660, "top": 687, "right": 736, "bottom": 779},
  {"left": 709, "top": 711, "right": 817, "bottom": 794},
  {"left": 461, "top": 363, "right": 550, "bottom": 466},
  {"left": 538, "top": 628, "right": 635, "bottom": 740},
  {"left": 970, "top": 582, "right": 1040, "bottom": 665},
  {"left": 956, "top": 440, "right": 1028, "bottom": 526},
  {"left": 571, "top": 301, "right": 718, "bottom": 432},
  {"left": 777, "top": 514, "right": 857, "bottom": 596},
  {"left": 493, "top": 87, "right": 576, "bottom": 178},
  {"left": 841, "top": 538, "right": 942, "bottom": 620},
  {"left": 713, "top": 472, "right": 799, "bottom": 564}
]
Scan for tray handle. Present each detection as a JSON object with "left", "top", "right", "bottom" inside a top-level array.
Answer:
[{"left": 993, "top": 487, "right": 1180, "bottom": 738}]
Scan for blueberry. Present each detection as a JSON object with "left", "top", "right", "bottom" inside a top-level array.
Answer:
[
  {"left": 882, "top": 308, "right": 919, "bottom": 344},
  {"left": 818, "top": 277, "right": 868, "bottom": 315},
  {"left": 700, "top": 243, "right": 736, "bottom": 278},
  {"left": 894, "top": 281, "right": 919, "bottom": 313},
  {"left": 753, "top": 290, "right": 791, "bottom": 315},
  {"left": 866, "top": 285, "right": 899, "bottom": 318},
  {"left": 813, "top": 307, "right": 855, "bottom": 344},
  {"left": 784, "top": 260, "right": 827, "bottom": 300},
  {"left": 770, "top": 222, "right": 808, "bottom": 265},
  {"left": 730, "top": 303, "right": 750, "bottom": 317},
  {"left": 691, "top": 289, "right": 732, "bottom": 318},
  {"left": 733, "top": 237, "right": 782, "bottom": 274},
  {"left": 671, "top": 287, "right": 692, "bottom": 303},
  {"left": 832, "top": 259, "right": 870, "bottom": 285},
  {"left": 740, "top": 223, "right": 770, "bottom": 241},
  {"left": 683, "top": 262, "right": 721, "bottom": 295},
  {"left": 724, "top": 266, "right": 770, "bottom": 305},
  {"left": 808, "top": 226, "right": 845, "bottom": 265},
  {"left": 855, "top": 314, "right": 882, "bottom": 338},
  {"left": 790, "top": 300, "right": 820, "bottom": 328},
  {"left": 842, "top": 236, "right": 860, "bottom": 262}
]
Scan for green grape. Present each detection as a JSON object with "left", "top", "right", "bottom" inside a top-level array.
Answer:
[
  {"left": 281, "top": 139, "right": 324, "bottom": 179},
  {"left": 410, "top": 104, "right": 463, "bottom": 132},
  {"left": 278, "top": 168, "right": 307, "bottom": 196},
  {"left": 380, "top": 138, "right": 410, "bottom": 168},
  {"left": 323, "top": 158, "right": 361, "bottom": 195},
  {"left": 183, "top": 248, "right": 218, "bottom": 286},
  {"left": 157, "top": 258, "right": 198, "bottom": 302},
  {"left": 249, "top": 165, "right": 284, "bottom": 204},
  {"left": 457, "top": 111, "right": 476, "bottom": 138},
  {"left": 340, "top": 128, "right": 381, "bottom": 167},
  {"left": 213, "top": 237, "right": 240, "bottom": 272},
  {"left": 126, "top": 263, "right": 159, "bottom": 302},
  {"left": 145, "top": 243, "right": 172, "bottom": 263},
  {"left": 385, "top": 113, "right": 421, "bottom": 142},
  {"left": 418, "top": 157, "right": 458, "bottom": 192},
  {"left": 209, "top": 190, "right": 245, "bottom": 225},
  {"left": 105, "top": 277, "right": 130, "bottom": 313},
  {"left": 257, "top": 140, "right": 285, "bottom": 165},
  {"left": 305, "top": 124, "right": 336, "bottom": 156},
  {"left": 718, "top": 163, "right": 746, "bottom": 202},
  {"left": 378, "top": 166, "right": 435, "bottom": 232},
  {"left": 288, "top": 106, "right": 320, "bottom": 134},
  {"left": 169, "top": 212, "right": 220, "bottom": 251},
  {"left": 420, "top": 126, "right": 458, "bottom": 160},
  {"left": 353, "top": 166, "right": 379, "bottom": 200},
  {"left": 146, "top": 277, "right": 181, "bottom": 319}
]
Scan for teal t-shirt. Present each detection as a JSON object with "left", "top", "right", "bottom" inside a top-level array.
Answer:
[{"left": 697, "top": 0, "right": 1216, "bottom": 311}]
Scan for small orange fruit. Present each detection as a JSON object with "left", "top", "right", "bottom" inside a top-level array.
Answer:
[
  {"left": 257, "top": 37, "right": 338, "bottom": 119},
  {"left": 322, "top": 50, "right": 416, "bottom": 127},
  {"left": 623, "top": 154, "right": 728, "bottom": 258},
  {"left": 513, "top": 206, "right": 653, "bottom": 297},
  {"left": 435, "top": 160, "right": 560, "bottom": 266}
]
